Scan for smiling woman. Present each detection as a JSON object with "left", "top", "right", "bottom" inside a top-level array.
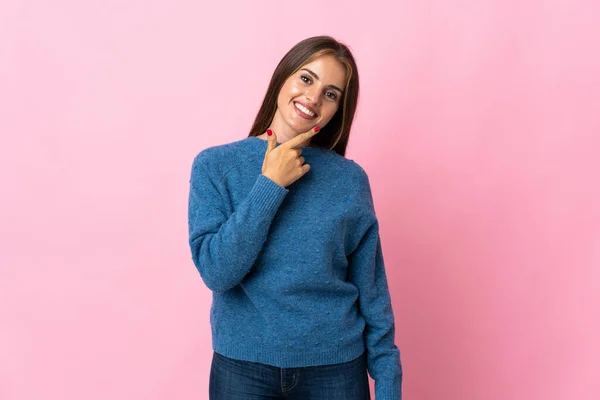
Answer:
[
  {"left": 188, "top": 35, "right": 403, "bottom": 400},
  {"left": 248, "top": 36, "right": 359, "bottom": 155}
]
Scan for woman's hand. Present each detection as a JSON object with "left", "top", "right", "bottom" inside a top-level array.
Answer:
[{"left": 261, "top": 127, "right": 320, "bottom": 188}]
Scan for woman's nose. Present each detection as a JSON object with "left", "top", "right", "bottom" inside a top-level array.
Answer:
[{"left": 305, "top": 90, "right": 320, "bottom": 105}]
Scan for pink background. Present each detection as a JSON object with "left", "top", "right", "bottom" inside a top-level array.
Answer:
[{"left": 1, "top": 1, "right": 599, "bottom": 399}]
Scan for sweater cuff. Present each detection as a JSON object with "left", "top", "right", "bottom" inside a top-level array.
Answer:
[
  {"left": 375, "top": 378, "right": 402, "bottom": 400},
  {"left": 248, "top": 174, "right": 289, "bottom": 216}
]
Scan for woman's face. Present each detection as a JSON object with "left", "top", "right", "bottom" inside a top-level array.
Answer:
[{"left": 275, "top": 54, "right": 347, "bottom": 134}]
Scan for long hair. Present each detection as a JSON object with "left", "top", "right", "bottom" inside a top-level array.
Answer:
[{"left": 247, "top": 36, "right": 360, "bottom": 157}]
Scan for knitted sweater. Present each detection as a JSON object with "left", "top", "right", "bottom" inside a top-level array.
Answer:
[{"left": 187, "top": 136, "right": 402, "bottom": 399}]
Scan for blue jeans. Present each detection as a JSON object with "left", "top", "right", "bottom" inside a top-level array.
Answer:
[{"left": 209, "top": 350, "right": 371, "bottom": 400}]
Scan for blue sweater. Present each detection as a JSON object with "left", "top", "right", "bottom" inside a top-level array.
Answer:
[{"left": 188, "top": 136, "right": 402, "bottom": 399}]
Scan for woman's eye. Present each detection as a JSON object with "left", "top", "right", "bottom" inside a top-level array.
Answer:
[{"left": 300, "top": 75, "right": 337, "bottom": 100}]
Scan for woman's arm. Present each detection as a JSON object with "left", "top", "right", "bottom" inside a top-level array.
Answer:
[
  {"left": 188, "top": 155, "right": 289, "bottom": 293},
  {"left": 348, "top": 218, "right": 403, "bottom": 400},
  {"left": 347, "top": 168, "right": 403, "bottom": 400}
]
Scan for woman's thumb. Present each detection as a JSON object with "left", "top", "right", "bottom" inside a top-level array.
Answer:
[
  {"left": 266, "top": 129, "right": 277, "bottom": 153},
  {"left": 262, "top": 129, "right": 277, "bottom": 172}
]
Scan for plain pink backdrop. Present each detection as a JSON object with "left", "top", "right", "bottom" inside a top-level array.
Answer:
[{"left": 1, "top": 1, "right": 599, "bottom": 399}]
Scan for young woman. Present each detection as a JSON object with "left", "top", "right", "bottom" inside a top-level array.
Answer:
[{"left": 188, "top": 36, "right": 403, "bottom": 400}]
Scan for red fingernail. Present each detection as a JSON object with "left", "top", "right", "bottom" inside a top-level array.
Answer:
[
  {"left": 267, "top": 129, "right": 272, "bottom": 136},
  {"left": 314, "top": 126, "right": 321, "bottom": 133}
]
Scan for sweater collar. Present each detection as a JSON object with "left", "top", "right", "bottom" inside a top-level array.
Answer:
[{"left": 245, "top": 136, "right": 332, "bottom": 155}]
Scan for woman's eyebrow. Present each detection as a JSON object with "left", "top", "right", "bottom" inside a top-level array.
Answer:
[{"left": 300, "top": 68, "right": 344, "bottom": 94}]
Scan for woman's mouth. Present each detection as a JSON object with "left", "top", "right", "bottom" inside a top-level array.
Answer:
[{"left": 293, "top": 101, "right": 317, "bottom": 120}]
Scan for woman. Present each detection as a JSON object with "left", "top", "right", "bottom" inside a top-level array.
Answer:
[{"left": 188, "top": 36, "right": 402, "bottom": 400}]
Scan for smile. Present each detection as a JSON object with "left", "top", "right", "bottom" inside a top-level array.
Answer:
[{"left": 294, "top": 101, "right": 317, "bottom": 118}]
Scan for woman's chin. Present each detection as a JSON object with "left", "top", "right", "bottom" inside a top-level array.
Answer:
[
  {"left": 291, "top": 116, "right": 320, "bottom": 132},
  {"left": 285, "top": 119, "right": 311, "bottom": 133}
]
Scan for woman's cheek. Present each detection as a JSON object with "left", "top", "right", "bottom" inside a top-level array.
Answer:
[{"left": 289, "top": 82, "right": 303, "bottom": 96}]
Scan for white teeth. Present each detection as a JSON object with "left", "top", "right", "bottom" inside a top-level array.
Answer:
[{"left": 295, "top": 102, "right": 315, "bottom": 117}]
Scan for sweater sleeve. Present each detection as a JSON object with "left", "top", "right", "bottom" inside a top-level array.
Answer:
[
  {"left": 188, "top": 156, "right": 289, "bottom": 293},
  {"left": 347, "top": 174, "right": 403, "bottom": 400}
]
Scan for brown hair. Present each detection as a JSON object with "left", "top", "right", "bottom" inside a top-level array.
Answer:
[{"left": 247, "top": 36, "right": 360, "bottom": 157}]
